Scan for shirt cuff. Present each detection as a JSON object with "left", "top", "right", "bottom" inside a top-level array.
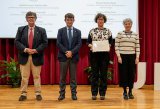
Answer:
[{"left": 24, "top": 48, "right": 27, "bottom": 53}]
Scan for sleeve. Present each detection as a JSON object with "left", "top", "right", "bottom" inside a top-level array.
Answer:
[
  {"left": 14, "top": 27, "right": 26, "bottom": 53},
  {"left": 56, "top": 29, "right": 68, "bottom": 53},
  {"left": 36, "top": 28, "right": 48, "bottom": 53},
  {"left": 108, "top": 30, "right": 113, "bottom": 44},
  {"left": 115, "top": 32, "right": 121, "bottom": 57},
  {"left": 71, "top": 30, "right": 82, "bottom": 55},
  {"left": 135, "top": 34, "right": 140, "bottom": 58},
  {"left": 86, "top": 30, "right": 92, "bottom": 45}
]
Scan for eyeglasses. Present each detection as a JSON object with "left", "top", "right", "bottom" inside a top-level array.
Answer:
[{"left": 27, "top": 16, "right": 35, "bottom": 19}]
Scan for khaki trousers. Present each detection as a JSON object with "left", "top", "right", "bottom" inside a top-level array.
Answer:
[{"left": 20, "top": 55, "right": 41, "bottom": 96}]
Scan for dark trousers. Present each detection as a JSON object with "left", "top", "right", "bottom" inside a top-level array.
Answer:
[
  {"left": 59, "top": 59, "right": 77, "bottom": 96},
  {"left": 118, "top": 54, "right": 136, "bottom": 88},
  {"left": 90, "top": 52, "right": 110, "bottom": 96}
]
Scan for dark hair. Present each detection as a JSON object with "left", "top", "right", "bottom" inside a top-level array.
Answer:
[
  {"left": 25, "top": 11, "right": 37, "bottom": 19},
  {"left": 65, "top": 13, "right": 74, "bottom": 20},
  {"left": 94, "top": 13, "right": 107, "bottom": 23}
]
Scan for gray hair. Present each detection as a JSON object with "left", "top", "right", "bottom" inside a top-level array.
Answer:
[
  {"left": 25, "top": 11, "right": 37, "bottom": 20},
  {"left": 123, "top": 18, "right": 133, "bottom": 25}
]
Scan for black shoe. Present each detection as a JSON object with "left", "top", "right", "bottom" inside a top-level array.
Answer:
[
  {"left": 92, "top": 96, "right": 97, "bottom": 100},
  {"left": 36, "top": 95, "right": 42, "bottom": 101},
  {"left": 72, "top": 94, "right": 77, "bottom": 100},
  {"left": 19, "top": 95, "right": 27, "bottom": 101},
  {"left": 128, "top": 92, "right": 134, "bottom": 99},
  {"left": 58, "top": 95, "right": 65, "bottom": 101},
  {"left": 100, "top": 96, "right": 105, "bottom": 100},
  {"left": 123, "top": 92, "right": 128, "bottom": 100}
]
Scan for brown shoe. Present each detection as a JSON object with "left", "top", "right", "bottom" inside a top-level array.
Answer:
[
  {"left": 36, "top": 95, "right": 42, "bottom": 101},
  {"left": 19, "top": 95, "right": 27, "bottom": 101}
]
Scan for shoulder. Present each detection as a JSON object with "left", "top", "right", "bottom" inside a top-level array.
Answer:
[
  {"left": 58, "top": 27, "right": 66, "bottom": 32},
  {"left": 104, "top": 28, "right": 111, "bottom": 32},
  {"left": 18, "top": 25, "right": 27, "bottom": 31},
  {"left": 73, "top": 27, "right": 81, "bottom": 33},
  {"left": 90, "top": 28, "right": 97, "bottom": 31},
  {"left": 57, "top": 27, "right": 66, "bottom": 37},
  {"left": 131, "top": 32, "right": 139, "bottom": 39},
  {"left": 104, "top": 28, "right": 112, "bottom": 35},
  {"left": 89, "top": 28, "right": 97, "bottom": 33},
  {"left": 131, "top": 31, "right": 138, "bottom": 36},
  {"left": 36, "top": 26, "right": 46, "bottom": 31},
  {"left": 88, "top": 28, "right": 98, "bottom": 36},
  {"left": 117, "top": 31, "right": 124, "bottom": 35}
]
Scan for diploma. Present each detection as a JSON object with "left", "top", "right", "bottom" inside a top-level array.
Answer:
[{"left": 92, "top": 40, "right": 110, "bottom": 52}]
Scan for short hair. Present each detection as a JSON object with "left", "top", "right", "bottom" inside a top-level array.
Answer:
[
  {"left": 123, "top": 18, "right": 133, "bottom": 25},
  {"left": 65, "top": 13, "right": 74, "bottom": 20},
  {"left": 94, "top": 13, "right": 107, "bottom": 23},
  {"left": 25, "top": 11, "right": 37, "bottom": 19}
]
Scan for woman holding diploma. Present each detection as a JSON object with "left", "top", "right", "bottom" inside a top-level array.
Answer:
[
  {"left": 87, "top": 13, "right": 112, "bottom": 100},
  {"left": 115, "top": 18, "right": 140, "bottom": 100}
]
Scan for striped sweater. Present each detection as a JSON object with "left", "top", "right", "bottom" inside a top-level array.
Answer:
[{"left": 115, "top": 31, "right": 140, "bottom": 58}]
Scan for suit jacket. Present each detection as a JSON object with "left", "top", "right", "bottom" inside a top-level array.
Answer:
[
  {"left": 57, "top": 27, "right": 82, "bottom": 62},
  {"left": 14, "top": 25, "right": 48, "bottom": 66}
]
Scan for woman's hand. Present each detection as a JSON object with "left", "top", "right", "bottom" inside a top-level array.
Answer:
[
  {"left": 118, "top": 56, "right": 122, "bottom": 64},
  {"left": 88, "top": 44, "right": 92, "bottom": 50},
  {"left": 135, "top": 57, "right": 139, "bottom": 64}
]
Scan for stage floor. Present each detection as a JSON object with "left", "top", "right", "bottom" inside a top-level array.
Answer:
[{"left": 0, "top": 85, "right": 159, "bottom": 109}]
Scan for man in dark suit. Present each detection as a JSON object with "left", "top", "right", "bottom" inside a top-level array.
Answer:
[
  {"left": 15, "top": 11, "right": 48, "bottom": 101},
  {"left": 57, "top": 13, "right": 82, "bottom": 100}
]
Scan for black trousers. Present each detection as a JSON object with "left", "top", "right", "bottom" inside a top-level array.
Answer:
[
  {"left": 118, "top": 54, "right": 136, "bottom": 88},
  {"left": 59, "top": 59, "right": 77, "bottom": 96},
  {"left": 89, "top": 52, "right": 110, "bottom": 96}
]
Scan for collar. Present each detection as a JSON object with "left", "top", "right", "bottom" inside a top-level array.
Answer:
[
  {"left": 123, "top": 30, "right": 132, "bottom": 34},
  {"left": 96, "top": 27, "right": 106, "bottom": 30},
  {"left": 28, "top": 25, "right": 35, "bottom": 30},
  {"left": 66, "top": 26, "right": 73, "bottom": 30}
]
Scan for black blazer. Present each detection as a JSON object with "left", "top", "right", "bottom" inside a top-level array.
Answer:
[
  {"left": 57, "top": 27, "right": 82, "bottom": 62},
  {"left": 14, "top": 25, "right": 48, "bottom": 66}
]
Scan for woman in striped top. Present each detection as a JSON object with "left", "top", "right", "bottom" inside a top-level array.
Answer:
[
  {"left": 115, "top": 18, "right": 140, "bottom": 100},
  {"left": 87, "top": 13, "right": 112, "bottom": 100}
]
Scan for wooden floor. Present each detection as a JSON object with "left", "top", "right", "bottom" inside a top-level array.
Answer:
[{"left": 0, "top": 85, "right": 159, "bottom": 109}]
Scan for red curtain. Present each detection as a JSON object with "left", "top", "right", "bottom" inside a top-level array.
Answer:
[
  {"left": 138, "top": 0, "right": 160, "bottom": 84},
  {"left": 0, "top": 0, "right": 159, "bottom": 85}
]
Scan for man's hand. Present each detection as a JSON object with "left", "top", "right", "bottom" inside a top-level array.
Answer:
[
  {"left": 25, "top": 48, "right": 33, "bottom": 54},
  {"left": 32, "top": 49, "right": 38, "bottom": 54},
  {"left": 65, "top": 51, "right": 72, "bottom": 58},
  {"left": 25, "top": 48, "right": 38, "bottom": 54}
]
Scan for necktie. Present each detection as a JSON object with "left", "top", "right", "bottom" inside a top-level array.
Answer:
[
  {"left": 68, "top": 28, "right": 72, "bottom": 49},
  {"left": 29, "top": 27, "right": 33, "bottom": 49}
]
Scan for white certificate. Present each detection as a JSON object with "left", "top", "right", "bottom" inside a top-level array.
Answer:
[{"left": 92, "top": 40, "right": 110, "bottom": 52}]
